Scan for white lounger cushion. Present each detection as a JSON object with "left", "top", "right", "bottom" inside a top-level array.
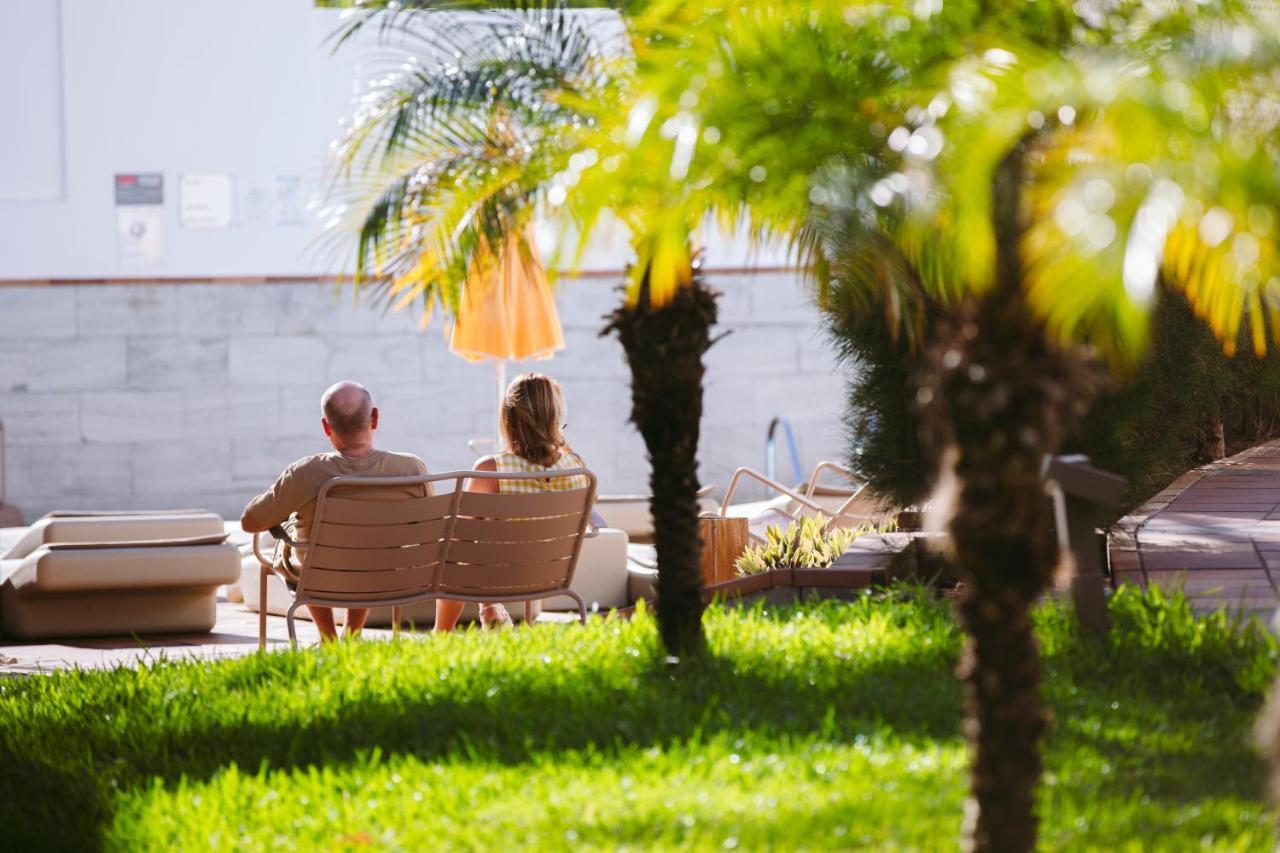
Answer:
[
  {"left": 0, "top": 511, "right": 238, "bottom": 640},
  {"left": 2, "top": 513, "right": 225, "bottom": 560},
  {"left": 6, "top": 543, "right": 240, "bottom": 593}
]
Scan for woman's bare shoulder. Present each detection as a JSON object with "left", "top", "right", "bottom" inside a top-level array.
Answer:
[{"left": 474, "top": 455, "right": 498, "bottom": 471}]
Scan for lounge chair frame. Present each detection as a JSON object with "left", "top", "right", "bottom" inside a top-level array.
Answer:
[
  {"left": 252, "top": 469, "right": 598, "bottom": 649},
  {"left": 716, "top": 461, "right": 873, "bottom": 543}
]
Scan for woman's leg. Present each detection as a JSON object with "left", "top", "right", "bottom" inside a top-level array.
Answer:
[
  {"left": 434, "top": 598, "right": 464, "bottom": 633},
  {"left": 308, "top": 605, "right": 339, "bottom": 642},
  {"left": 344, "top": 608, "right": 368, "bottom": 639}
]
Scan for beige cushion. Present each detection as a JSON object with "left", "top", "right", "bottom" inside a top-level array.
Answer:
[
  {"left": 6, "top": 543, "right": 240, "bottom": 593},
  {"left": 44, "top": 533, "right": 229, "bottom": 551},
  {"left": 2, "top": 587, "right": 219, "bottom": 640},
  {"left": 564, "top": 529, "right": 628, "bottom": 610},
  {"left": 2, "top": 513, "right": 225, "bottom": 560}
]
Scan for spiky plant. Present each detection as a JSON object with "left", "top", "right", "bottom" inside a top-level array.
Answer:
[{"left": 734, "top": 515, "right": 859, "bottom": 575}]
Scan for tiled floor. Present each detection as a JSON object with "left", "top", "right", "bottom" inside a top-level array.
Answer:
[
  {"left": 1110, "top": 440, "right": 1280, "bottom": 613},
  {"left": 0, "top": 597, "right": 398, "bottom": 677}
]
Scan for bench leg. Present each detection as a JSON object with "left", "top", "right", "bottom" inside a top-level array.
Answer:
[
  {"left": 392, "top": 605, "right": 402, "bottom": 638},
  {"left": 258, "top": 565, "right": 268, "bottom": 651},
  {"left": 564, "top": 590, "right": 588, "bottom": 625},
  {"left": 286, "top": 601, "right": 301, "bottom": 649}
]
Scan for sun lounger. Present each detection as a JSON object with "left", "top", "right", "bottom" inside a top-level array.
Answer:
[
  {"left": 252, "top": 469, "right": 600, "bottom": 648},
  {"left": 716, "top": 461, "right": 894, "bottom": 544},
  {"left": 0, "top": 512, "right": 240, "bottom": 639}
]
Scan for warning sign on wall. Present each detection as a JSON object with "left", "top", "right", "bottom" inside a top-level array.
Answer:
[{"left": 114, "top": 173, "right": 164, "bottom": 268}]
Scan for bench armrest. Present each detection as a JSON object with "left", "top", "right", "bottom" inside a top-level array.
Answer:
[{"left": 251, "top": 526, "right": 306, "bottom": 570}]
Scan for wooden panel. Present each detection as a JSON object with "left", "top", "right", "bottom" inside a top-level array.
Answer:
[
  {"left": 440, "top": 560, "right": 571, "bottom": 591},
  {"left": 308, "top": 542, "right": 442, "bottom": 572},
  {"left": 457, "top": 489, "right": 588, "bottom": 520},
  {"left": 321, "top": 493, "right": 455, "bottom": 525},
  {"left": 699, "top": 516, "right": 750, "bottom": 586},
  {"left": 452, "top": 513, "right": 583, "bottom": 542},
  {"left": 302, "top": 564, "right": 435, "bottom": 595},
  {"left": 313, "top": 519, "right": 449, "bottom": 548},
  {"left": 447, "top": 537, "right": 577, "bottom": 566}
]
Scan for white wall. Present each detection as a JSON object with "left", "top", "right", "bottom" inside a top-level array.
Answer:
[
  {"left": 0, "top": 3, "right": 65, "bottom": 202},
  {"left": 0, "top": 272, "right": 847, "bottom": 519},
  {"left": 0, "top": 1, "right": 790, "bottom": 279},
  {"left": 0, "top": 1, "right": 849, "bottom": 519},
  {"left": 0, "top": 0, "right": 355, "bottom": 278}
]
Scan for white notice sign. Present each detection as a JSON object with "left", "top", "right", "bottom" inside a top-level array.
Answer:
[
  {"left": 238, "top": 177, "right": 271, "bottom": 225},
  {"left": 117, "top": 206, "right": 163, "bottom": 269},
  {"left": 179, "top": 173, "right": 233, "bottom": 228},
  {"left": 274, "top": 175, "right": 305, "bottom": 226}
]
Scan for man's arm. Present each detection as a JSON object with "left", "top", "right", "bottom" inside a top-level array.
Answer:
[
  {"left": 241, "top": 463, "right": 303, "bottom": 534},
  {"left": 240, "top": 504, "right": 274, "bottom": 534}
]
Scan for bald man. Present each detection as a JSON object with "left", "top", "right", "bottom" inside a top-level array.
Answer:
[{"left": 241, "top": 381, "right": 428, "bottom": 641}]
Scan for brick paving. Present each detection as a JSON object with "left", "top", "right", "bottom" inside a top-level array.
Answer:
[{"left": 1110, "top": 440, "right": 1280, "bottom": 613}]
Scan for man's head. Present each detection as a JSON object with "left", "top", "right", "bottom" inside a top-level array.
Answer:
[{"left": 321, "top": 381, "right": 378, "bottom": 451}]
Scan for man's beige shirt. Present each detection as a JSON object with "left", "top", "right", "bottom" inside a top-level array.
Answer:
[{"left": 245, "top": 450, "right": 430, "bottom": 548}]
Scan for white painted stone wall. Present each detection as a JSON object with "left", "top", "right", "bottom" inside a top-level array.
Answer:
[{"left": 0, "top": 271, "right": 849, "bottom": 521}]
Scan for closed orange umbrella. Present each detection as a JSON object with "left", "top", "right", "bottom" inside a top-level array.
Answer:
[{"left": 450, "top": 230, "right": 565, "bottom": 442}]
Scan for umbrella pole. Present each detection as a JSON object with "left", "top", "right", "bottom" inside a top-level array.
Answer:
[{"left": 494, "top": 360, "right": 507, "bottom": 449}]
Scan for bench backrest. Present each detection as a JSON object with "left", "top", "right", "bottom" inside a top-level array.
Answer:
[
  {"left": 293, "top": 469, "right": 597, "bottom": 608},
  {"left": 441, "top": 470, "right": 597, "bottom": 600},
  {"left": 296, "top": 474, "right": 459, "bottom": 606}
]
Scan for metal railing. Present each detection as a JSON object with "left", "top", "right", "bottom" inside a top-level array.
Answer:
[{"left": 765, "top": 416, "right": 804, "bottom": 486}]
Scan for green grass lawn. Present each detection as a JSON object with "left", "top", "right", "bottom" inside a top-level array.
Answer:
[{"left": 1, "top": 587, "right": 1275, "bottom": 851}]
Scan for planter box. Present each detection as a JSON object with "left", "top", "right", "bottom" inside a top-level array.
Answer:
[
  {"left": 791, "top": 566, "right": 887, "bottom": 588},
  {"left": 704, "top": 571, "right": 774, "bottom": 601},
  {"left": 704, "top": 564, "right": 889, "bottom": 602}
]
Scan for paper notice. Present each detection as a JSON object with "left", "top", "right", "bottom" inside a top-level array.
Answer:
[{"left": 179, "top": 173, "right": 234, "bottom": 228}]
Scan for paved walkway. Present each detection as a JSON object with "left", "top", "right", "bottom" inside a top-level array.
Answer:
[
  {"left": 1110, "top": 440, "right": 1280, "bottom": 613},
  {"left": 0, "top": 598, "right": 394, "bottom": 676}
]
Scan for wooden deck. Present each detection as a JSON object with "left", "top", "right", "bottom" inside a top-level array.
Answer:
[{"left": 1109, "top": 440, "right": 1280, "bottom": 613}]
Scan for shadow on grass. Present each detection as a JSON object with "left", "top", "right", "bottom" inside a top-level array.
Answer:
[
  {"left": 1, "top": 648, "right": 961, "bottom": 850},
  {"left": 4, "top": 588, "right": 1273, "bottom": 849}
]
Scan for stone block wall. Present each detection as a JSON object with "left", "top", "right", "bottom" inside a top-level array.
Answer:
[{"left": 0, "top": 271, "right": 850, "bottom": 521}]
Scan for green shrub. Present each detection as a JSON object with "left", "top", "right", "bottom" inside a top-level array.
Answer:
[
  {"left": 822, "top": 274, "right": 935, "bottom": 509},
  {"left": 825, "top": 283, "right": 1280, "bottom": 514}
]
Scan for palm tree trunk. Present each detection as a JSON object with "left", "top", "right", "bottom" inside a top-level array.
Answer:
[
  {"left": 603, "top": 262, "right": 719, "bottom": 659},
  {"left": 921, "top": 144, "right": 1093, "bottom": 851}
]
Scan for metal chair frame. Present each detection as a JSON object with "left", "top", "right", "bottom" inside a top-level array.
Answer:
[{"left": 252, "top": 468, "right": 598, "bottom": 648}]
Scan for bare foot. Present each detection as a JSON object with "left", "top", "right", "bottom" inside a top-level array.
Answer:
[{"left": 480, "top": 604, "right": 513, "bottom": 631}]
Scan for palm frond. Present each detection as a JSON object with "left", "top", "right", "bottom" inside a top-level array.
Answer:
[{"left": 323, "top": 3, "right": 622, "bottom": 323}]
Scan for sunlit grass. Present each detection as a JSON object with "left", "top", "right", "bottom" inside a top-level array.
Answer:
[{"left": 0, "top": 587, "right": 1273, "bottom": 850}]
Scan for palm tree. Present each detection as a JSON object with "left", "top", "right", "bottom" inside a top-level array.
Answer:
[
  {"left": 324, "top": 2, "right": 721, "bottom": 659},
  {"left": 585, "top": 0, "right": 1280, "bottom": 848},
  {"left": 889, "top": 34, "right": 1280, "bottom": 848}
]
